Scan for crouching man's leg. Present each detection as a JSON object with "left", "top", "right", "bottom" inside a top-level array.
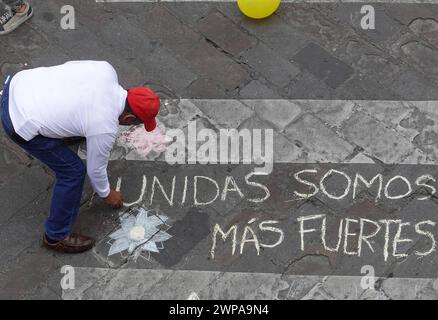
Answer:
[
  {"left": 24, "top": 139, "right": 95, "bottom": 253},
  {"left": 45, "top": 150, "right": 86, "bottom": 242},
  {"left": 41, "top": 143, "right": 95, "bottom": 253}
]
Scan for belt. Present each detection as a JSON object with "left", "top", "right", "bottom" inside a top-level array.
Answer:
[{"left": 11, "top": 129, "right": 28, "bottom": 145}]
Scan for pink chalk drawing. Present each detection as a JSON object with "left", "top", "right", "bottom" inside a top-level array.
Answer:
[{"left": 118, "top": 124, "right": 173, "bottom": 159}]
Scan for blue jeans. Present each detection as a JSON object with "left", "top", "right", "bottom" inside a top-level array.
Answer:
[{"left": 1, "top": 76, "right": 86, "bottom": 240}]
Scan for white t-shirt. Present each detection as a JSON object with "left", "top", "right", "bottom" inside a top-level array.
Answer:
[{"left": 8, "top": 61, "right": 127, "bottom": 198}]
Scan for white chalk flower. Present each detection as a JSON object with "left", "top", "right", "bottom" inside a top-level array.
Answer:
[{"left": 108, "top": 207, "right": 172, "bottom": 261}]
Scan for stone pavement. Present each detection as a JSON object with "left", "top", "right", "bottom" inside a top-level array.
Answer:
[
  {"left": 63, "top": 268, "right": 438, "bottom": 300},
  {"left": 2, "top": 0, "right": 438, "bottom": 299}
]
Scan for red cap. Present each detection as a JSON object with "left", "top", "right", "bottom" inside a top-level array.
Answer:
[{"left": 127, "top": 87, "right": 160, "bottom": 132}]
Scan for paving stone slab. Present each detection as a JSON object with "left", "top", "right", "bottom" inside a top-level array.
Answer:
[
  {"left": 241, "top": 42, "right": 301, "bottom": 88},
  {"left": 293, "top": 43, "right": 354, "bottom": 89},
  {"left": 243, "top": 99, "right": 301, "bottom": 132},
  {"left": 196, "top": 10, "right": 257, "bottom": 56},
  {"left": 284, "top": 114, "right": 355, "bottom": 162},
  {"left": 341, "top": 111, "right": 415, "bottom": 163}
]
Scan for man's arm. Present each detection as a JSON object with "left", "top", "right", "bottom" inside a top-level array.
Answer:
[{"left": 86, "top": 133, "right": 123, "bottom": 208}]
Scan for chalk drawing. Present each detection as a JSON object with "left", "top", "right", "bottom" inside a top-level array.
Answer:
[
  {"left": 111, "top": 168, "right": 438, "bottom": 263},
  {"left": 114, "top": 173, "right": 270, "bottom": 207},
  {"left": 118, "top": 124, "right": 172, "bottom": 159},
  {"left": 291, "top": 170, "right": 437, "bottom": 202},
  {"left": 116, "top": 175, "right": 147, "bottom": 207},
  {"left": 297, "top": 214, "right": 437, "bottom": 261},
  {"left": 107, "top": 207, "right": 172, "bottom": 261},
  {"left": 415, "top": 221, "right": 436, "bottom": 256},
  {"left": 416, "top": 175, "right": 436, "bottom": 200},
  {"left": 187, "top": 292, "right": 200, "bottom": 300},
  {"left": 210, "top": 219, "right": 284, "bottom": 259}
]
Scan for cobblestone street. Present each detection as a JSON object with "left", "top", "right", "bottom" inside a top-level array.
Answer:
[{"left": 2, "top": 0, "right": 438, "bottom": 299}]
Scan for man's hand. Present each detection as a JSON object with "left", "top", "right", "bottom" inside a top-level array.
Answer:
[{"left": 104, "top": 189, "right": 124, "bottom": 209}]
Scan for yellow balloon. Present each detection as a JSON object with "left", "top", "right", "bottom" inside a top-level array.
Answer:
[{"left": 237, "top": 0, "right": 281, "bottom": 19}]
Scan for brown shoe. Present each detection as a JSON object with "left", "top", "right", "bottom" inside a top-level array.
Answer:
[{"left": 43, "top": 233, "right": 95, "bottom": 254}]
